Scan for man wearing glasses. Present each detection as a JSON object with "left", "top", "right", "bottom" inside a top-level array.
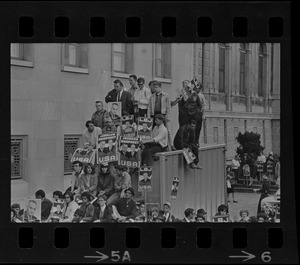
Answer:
[
  {"left": 182, "top": 208, "right": 196, "bottom": 222},
  {"left": 133, "top": 77, "right": 152, "bottom": 118}
]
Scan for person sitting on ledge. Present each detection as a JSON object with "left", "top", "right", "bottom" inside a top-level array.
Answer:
[
  {"left": 141, "top": 114, "right": 168, "bottom": 166},
  {"left": 173, "top": 119, "right": 202, "bottom": 169}
]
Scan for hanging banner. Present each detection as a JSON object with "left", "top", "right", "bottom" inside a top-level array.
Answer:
[
  {"left": 118, "top": 136, "right": 141, "bottom": 168},
  {"left": 97, "top": 133, "right": 118, "bottom": 164},
  {"left": 182, "top": 147, "right": 196, "bottom": 164},
  {"left": 23, "top": 198, "right": 42, "bottom": 223},
  {"left": 170, "top": 176, "right": 180, "bottom": 200},
  {"left": 51, "top": 199, "right": 65, "bottom": 222},
  {"left": 138, "top": 166, "right": 153, "bottom": 191},
  {"left": 121, "top": 115, "right": 137, "bottom": 137},
  {"left": 107, "top": 102, "right": 122, "bottom": 127},
  {"left": 137, "top": 117, "right": 153, "bottom": 140},
  {"left": 71, "top": 147, "right": 96, "bottom": 165}
]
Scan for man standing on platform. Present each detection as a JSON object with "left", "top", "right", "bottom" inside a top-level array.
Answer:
[
  {"left": 147, "top": 81, "right": 175, "bottom": 150},
  {"left": 91, "top": 101, "right": 108, "bottom": 129},
  {"left": 105, "top": 79, "right": 133, "bottom": 116},
  {"left": 134, "top": 77, "right": 152, "bottom": 118}
]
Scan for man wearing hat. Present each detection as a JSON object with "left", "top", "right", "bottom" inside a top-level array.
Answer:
[
  {"left": 107, "top": 164, "right": 131, "bottom": 206},
  {"left": 196, "top": 208, "right": 207, "bottom": 221},
  {"left": 254, "top": 174, "right": 271, "bottom": 215},
  {"left": 111, "top": 187, "right": 137, "bottom": 222},
  {"left": 163, "top": 202, "right": 175, "bottom": 222}
]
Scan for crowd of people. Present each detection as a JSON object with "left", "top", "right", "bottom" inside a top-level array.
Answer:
[{"left": 10, "top": 186, "right": 279, "bottom": 223}]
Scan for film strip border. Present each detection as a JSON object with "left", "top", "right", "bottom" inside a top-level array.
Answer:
[
  {"left": 0, "top": 1, "right": 295, "bottom": 264},
  {"left": 0, "top": 2, "right": 290, "bottom": 41},
  {"left": 7, "top": 225, "right": 289, "bottom": 263}
]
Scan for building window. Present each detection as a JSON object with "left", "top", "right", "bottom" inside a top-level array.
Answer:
[
  {"left": 258, "top": 43, "right": 266, "bottom": 97},
  {"left": 234, "top": 127, "right": 239, "bottom": 143},
  {"left": 112, "top": 43, "right": 134, "bottom": 74},
  {"left": 62, "top": 43, "right": 89, "bottom": 73},
  {"left": 11, "top": 43, "right": 33, "bottom": 67},
  {"left": 244, "top": 120, "right": 247, "bottom": 132},
  {"left": 64, "top": 136, "right": 81, "bottom": 175},
  {"left": 11, "top": 138, "right": 24, "bottom": 179},
  {"left": 218, "top": 43, "right": 226, "bottom": 93},
  {"left": 154, "top": 43, "right": 171, "bottom": 79},
  {"left": 239, "top": 44, "right": 246, "bottom": 95},
  {"left": 213, "top": 127, "right": 219, "bottom": 143}
]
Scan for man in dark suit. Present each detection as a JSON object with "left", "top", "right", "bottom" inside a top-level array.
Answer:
[
  {"left": 182, "top": 208, "right": 196, "bottom": 222},
  {"left": 35, "top": 189, "right": 53, "bottom": 221},
  {"left": 105, "top": 79, "right": 133, "bottom": 116}
]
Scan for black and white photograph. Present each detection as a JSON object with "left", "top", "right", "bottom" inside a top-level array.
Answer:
[{"left": 10, "top": 43, "right": 281, "bottom": 223}]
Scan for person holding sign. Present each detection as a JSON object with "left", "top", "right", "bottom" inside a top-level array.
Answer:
[
  {"left": 141, "top": 114, "right": 168, "bottom": 166},
  {"left": 82, "top": 120, "right": 102, "bottom": 149},
  {"left": 105, "top": 79, "right": 133, "bottom": 116},
  {"left": 173, "top": 120, "right": 202, "bottom": 169}
]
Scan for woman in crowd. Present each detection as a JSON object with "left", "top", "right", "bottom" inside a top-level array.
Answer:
[
  {"left": 257, "top": 213, "right": 268, "bottom": 223},
  {"left": 78, "top": 191, "right": 95, "bottom": 223},
  {"left": 238, "top": 209, "right": 250, "bottom": 222},
  {"left": 97, "top": 162, "right": 115, "bottom": 199},
  {"left": 78, "top": 163, "right": 98, "bottom": 197},
  {"left": 60, "top": 191, "right": 79, "bottom": 223},
  {"left": 254, "top": 174, "right": 271, "bottom": 215}
]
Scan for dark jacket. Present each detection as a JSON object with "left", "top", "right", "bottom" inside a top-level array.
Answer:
[
  {"left": 41, "top": 198, "right": 53, "bottom": 221},
  {"left": 105, "top": 89, "right": 133, "bottom": 116},
  {"left": 93, "top": 204, "right": 113, "bottom": 222},
  {"left": 181, "top": 91, "right": 201, "bottom": 115},
  {"left": 79, "top": 202, "right": 95, "bottom": 223},
  {"left": 173, "top": 124, "right": 195, "bottom": 150},
  {"left": 98, "top": 170, "right": 115, "bottom": 197},
  {"left": 114, "top": 198, "right": 137, "bottom": 219}
]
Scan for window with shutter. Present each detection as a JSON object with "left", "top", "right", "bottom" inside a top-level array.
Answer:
[
  {"left": 11, "top": 43, "right": 33, "bottom": 67},
  {"left": 213, "top": 127, "right": 219, "bottom": 143},
  {"left": 64, "top": 136, "right": 81, "bottom": 174},
  {"left": 258, "top": 43, "right": 266, "bottom": 97},
  {"left": 62, "top": 44, "right": 89, "bottom": 73},
  {"left": 154, "top": 43, "right": 171, "bottom": 79},
  {"left": 113, "top": 43, "right": 134, "bottom": 74}
]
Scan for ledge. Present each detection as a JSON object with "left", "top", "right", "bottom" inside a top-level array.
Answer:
[
  {"left": 11, "top": 59, "right": 34, "bottom": 68},
  {"left": 111, "top": 72, "right": 130, "bottom": 79},
  {"left": 153, "top": 77, "right": 172, "bottom": 84},
  {"left": 61, "top": 66, "right": 89, "bottom": 74}
]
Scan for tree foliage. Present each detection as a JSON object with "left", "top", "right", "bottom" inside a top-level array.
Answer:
[{"left": 236, "top": 131, "right": 264, "bottom": 165}]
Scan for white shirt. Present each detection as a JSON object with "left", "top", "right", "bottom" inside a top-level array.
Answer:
[
  {"left": 133, "top": 86, "right": 152, "bottom": 109},
  {"left": 152, "top": 123, "right": 168, "bottom": 148},
  {"left": 231, "top": 158, "right": 240, "bottom": 169},
  {"left": 257, "top": 155, "right": 266, "bottom": 163}
]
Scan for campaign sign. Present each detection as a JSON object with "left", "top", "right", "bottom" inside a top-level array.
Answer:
[
  {"left": 107, "top": 102, "right": 122, "bottom": 127},
  {"left": 121, "top": 115, "right": 137, "bottom": 137},
  {"left": 138, "top": 167, "right": 152, "bottom": 191},
  {"left": 257, "top": 163, "right": 264, "bottom": 172},
  {"left": 23, "top": 198, "right": 42, "bottom": 223},
  {"left": 267, "top": 161, "right": 274, "bottom": 173},
  {"left": 118, "top": 136, "right": 141, "bottom": 168},
  {"left": 170, "top": 176, "right": 180, "bottom": 200},
  {"left": 243, "top": 164, "right": 250, "bottom": 177},
  {"left": 71, "top": 147, "right": 96, "bottom": 165},
  {"left": 51, "top": 199, "right": 65, "bottom": 222},
  {"left": 97, "top": 133, "right": 118, "bottom": 164},
  {"left": 182, "top": 147, "right": 196, "bottom": 164},
  {"left": 137, "top": 117, "right": 153, "bottom": 140},
  {"left": 211, "top": 215, "right": 230, "bottom": 223}
]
